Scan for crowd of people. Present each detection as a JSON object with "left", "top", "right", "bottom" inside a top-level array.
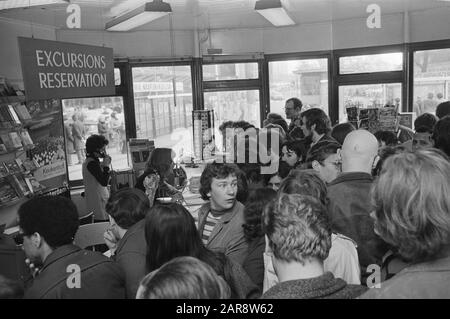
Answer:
[{"left": 1, "top": 99, "right": 450, "bottom": 299}]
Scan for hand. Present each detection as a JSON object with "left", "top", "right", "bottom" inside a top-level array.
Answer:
[
  {"left": 171, "top": 192, "right": 184, "bottom": 204},
  {"left": 103, "top": 229, "right": 118, "bottom": 253},
  {"left": 102, "top": 155, "right": 112, "bottom": 167},
  {"left": 25, "top": 258, "right": 40, "bottom": 278}
]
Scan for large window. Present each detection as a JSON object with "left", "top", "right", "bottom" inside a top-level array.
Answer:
[
  {"left": 413, "top": 48, "right": 450, "bottom": 116},
  {"left": 339, "top": 83, "right": 402, "bottom": 123},
  {"left": 202, "top": 62, "right": 258, "bottom": 81},
  {"left": 268, "top": 58, "right": 329, "bottom": 119},
  {"left": 335, "top": 48, "right": 404, "bottom": 126},
  {"left": 339, "top": 53, "right": 403, "bottom": 74},
  {"left": 62, "top": 96, "right": 129, "bottom": 182},
  {"left": 132, "top": 65, "right": 194, "bottom": 159},
  {"left": 204, "top": 90, "right": 260, "bottom": 151},
  {"left": 202, "top": 60, "right": 263, "bottom": 153}
]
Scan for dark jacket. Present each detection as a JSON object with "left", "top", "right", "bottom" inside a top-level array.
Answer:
[
  {"left": 24, "top": 245, "right": 125, "bottom": 299},
  {"left": 113, "top": 219, "right": 147, "bottom": 299},
  {"left": 197, "top": 201, "right": 248, "bottom": 266},
  {"left": 360, "top": 254, "right": 450, "bottom": 299},
  {"left": 223, "top": 255, "right": 261, "bottom": 299},
  {"left": 327, "top": 172, "right": 388, "bottom": 271},
  {"left": 243, "top": 236, "right": 265, "bottom": 291},
  {"left": 261, "top": 272, "right": 368, "bottom": 299}
]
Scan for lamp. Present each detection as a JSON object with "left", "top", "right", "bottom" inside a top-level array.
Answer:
[
  {"left": 0, "top": 0, "right": 69, "bottom": 10},
  {"left": 254, "top": 0, "right": 295, "bottom": 27},
  {"left": 105, "top": 0, "right": 172, "bottom": 32}
]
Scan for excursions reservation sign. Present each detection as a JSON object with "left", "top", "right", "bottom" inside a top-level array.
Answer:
[{"left": 18, "top": 37, "right": 115, "bottom": 100}]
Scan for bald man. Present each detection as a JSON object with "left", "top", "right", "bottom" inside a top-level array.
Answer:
[{"left": 327, "top": 130, "right": 388, "bottom": 283}]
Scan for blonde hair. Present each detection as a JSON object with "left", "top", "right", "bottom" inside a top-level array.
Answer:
[{"left": 372, "top": 149, "right": 450, "bottom": 262}]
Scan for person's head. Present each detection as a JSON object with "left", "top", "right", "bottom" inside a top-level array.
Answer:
[
  {"left": 98, "top": 116, "right": 105, "bottom": 124},
  {"left": 281, "top": 140, "right": 307, "bottom": 167},
  {"left": 437, "top": 92, "right": 443, "bottom": 100},
  {"left": 199, "top": 163, "right": 239, "bottom": 211},
  {"left": 279, "top": 170, "right": 328, "bottom": 207},
  {"left": 263, "top": 194, "right": 331, "bottom": 274},
  {"left": 372, "top": 145, "right": 406, "bottom": 177},
  {"left": 136, "top": 256, "right": 230, "bottom": 299},
  {"left": 436, "top": 101, "right": 450, "bottom": 119},
  {"left": 331, "top": 122, "right": 355, "bottom": 145},
  {"left": 105, "top": 188, "right": 149, "bottom": 240},
  {"left": 264, "top": 161, "right": 290, "bottom": 191},
  {"left": 300, "top": 108, "right": 331, "bottom": 138},
  {"left": 144, "top": 203, "right": 204, "bottom": 273},
  {"left": 432, "top": 115, "right": 450, "bottom": 157},
  {"left": 306, "top": 141, "right": 341, "bottom": 183},
  {"left": 219, "top": 121, "right": 234, "bottom": 135},
  {"left": 0, "top": 275, "right": 24, "bottom": 299},
  {"left": 264, "top": 113, "right": 283, "bottom": 127},
  {"left": 85, "top": 134, "right": 109, "bottom": 158},
  {"left": 72, "top": 113, "right": 78, "bottom": 121},
  {"left": 374, "top": 130, "right": 398, "bottom": 148},
  {"left": 371, "top": 150, "right": 450, "bottom": 263},
  {"left": 414, "top": 113, "right": 438, "bottom": 132},
  {"left": 18, "top": 196, "right": 79, "bottom": 266},
  {"left": 340, "top": 129, "right": 379, "bottom": 173},
  {"left": 412, "top": 127, "right": 434, "bottom": 152},
  {"left": 271, "top": 119, "right": 289, "bottom": 134},
  {"left": 145, "top": 148, "right": 175, "bottom": 178},
  {"left": 111, "top": 112, "right": 118, "bottom": 120},
  {"left": 243, "top": 188, "right": 277, "bottom": 241},
  {"left": 427, "top": 92, "right": 434, "bottom": 100},
  {"left": 237, "top": 163, "right": 264, "bottom": 190},
  {"left": 285, "top": 98, "right": 302, "bottom": 119}
]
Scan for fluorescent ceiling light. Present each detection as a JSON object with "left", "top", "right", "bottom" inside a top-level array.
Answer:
[
  {"left": 105, "top": 0, "right": 172, "bottom": 32},
  {"left": 0, "top": 0, "right": 68, "bottom": 10},
  {"left": 255, "top": 0, "right": 295, "bottom": 27}
]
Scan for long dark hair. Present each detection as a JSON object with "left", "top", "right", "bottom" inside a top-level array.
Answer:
[
  {"left": 243, "top": 188, "right": 277, "bottom": 241},
  {"left": 144, "top": 203, "right": 224, "bottom": 275},
  {"left": 145, "top": 148, "right": 174, "bottom": 179}
]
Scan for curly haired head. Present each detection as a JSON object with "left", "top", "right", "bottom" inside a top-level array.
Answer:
[
  {"left": 262, "top": 194, "right": 331, "bottom": 264},
  {"left": 199, "top": 163, "right": 239, "bottom": 200},
  {"left": 371, "top": 149, "right": 450, "bottom": 262}
]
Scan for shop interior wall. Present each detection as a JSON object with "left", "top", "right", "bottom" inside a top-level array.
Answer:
[{"left": 0, "top": 18, "right": 56, "bottom": 88}]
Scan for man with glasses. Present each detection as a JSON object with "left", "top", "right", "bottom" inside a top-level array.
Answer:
[
  {"left": 17, "top": 196, "right": 125, "bottom": 299},
  {"left": 284, "top": 97, "right": 304, "bottom": 140},
  {"left": 306, "top": 141, "right": 342, "bottom": 184}
]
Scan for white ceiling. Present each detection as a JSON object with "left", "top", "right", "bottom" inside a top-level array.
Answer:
[{"left": 0, "top": 0, "right": 449, "bottom": 31}]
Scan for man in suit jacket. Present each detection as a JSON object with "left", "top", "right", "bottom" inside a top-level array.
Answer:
[{"left": 18, "top": 196, "right": 125, "bottom": 299}]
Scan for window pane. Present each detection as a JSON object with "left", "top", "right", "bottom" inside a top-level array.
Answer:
[
  {"left": 62, "top": 96, "right": 128, "bottom": 182},
  {"left": 114, "top": 68, "right": 121, "bottom": 85},
  {"left": 413, "top": 48, "right": 450, "bottom": 117},
  {"left": 269, "top": 58, "right": 328, "bottom": 120},
  {"left": 340, "top": 53, "right": 403, "bottom": 74},
  {"left": 202, "top": 63, "right": 258, "bottom": 81},
  {"left": 204, "top": 90, "right": 260, "bottom": 152},
  {"left": 338, "top": 83, "right": 402, "bottom": 123},
  {"left": 132, "top": 66, "right": 194, "bottom": 159}
]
